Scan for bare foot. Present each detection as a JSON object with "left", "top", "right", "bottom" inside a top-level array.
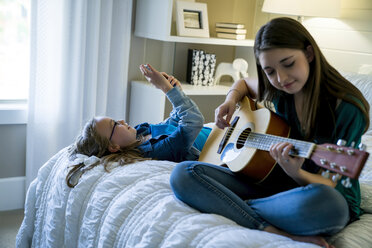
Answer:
[{"left": 264, "top": 226, "right": 335, "bottom": 248}]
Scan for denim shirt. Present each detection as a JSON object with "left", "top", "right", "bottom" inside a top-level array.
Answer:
[{"left": 135, "top": 86, "right": 209, "bottom": 162}]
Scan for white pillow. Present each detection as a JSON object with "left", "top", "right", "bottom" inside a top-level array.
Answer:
[
  {"left": 343, "top": 73, "right": 372, "bottom": 135},
  {"left": 360, "top": 134, "right": 372, "bottom": 213},
  {"left": 361, "top": 183, "right": 372, "bottom": 214}
]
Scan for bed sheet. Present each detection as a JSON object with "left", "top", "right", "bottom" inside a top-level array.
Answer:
[{"left": 16, "top": 134, "right": 372, "bottom": 248}]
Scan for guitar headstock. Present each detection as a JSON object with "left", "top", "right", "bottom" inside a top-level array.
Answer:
[{"left": 311, "top": 143, "right": 369, "bottom": 180}]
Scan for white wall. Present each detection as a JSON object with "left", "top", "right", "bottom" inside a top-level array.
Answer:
[
  {"left": 301, "top": 0, "right": 372, "bottom": 75},
  {"left": 0, "top": 125, "right": 26, "bottom": 210},
  {"left": 248, "top": 0, "right": 372, "bottom": 76}
]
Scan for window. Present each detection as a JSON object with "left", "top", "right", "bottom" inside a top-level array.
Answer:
[{"left": 0, "top": 0, "right": 30, "bottom": 100}]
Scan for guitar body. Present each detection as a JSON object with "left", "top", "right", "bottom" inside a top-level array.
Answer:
[
  {"left": 199, "top": 97, "right": 290, "bottom": 183},
  {"left": 200, "top": 97, "right": 369, "bottom": 186}
]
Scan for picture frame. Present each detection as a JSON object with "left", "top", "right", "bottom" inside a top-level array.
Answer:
[{"left": 175, "top": 1, "right": 209, "bottom": 38}]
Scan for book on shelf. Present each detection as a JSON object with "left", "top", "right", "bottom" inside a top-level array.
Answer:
[
  {"left": 215, "top": 22, "right": 245, "bottom": 29},
  {"left": 216, "top": 32, "right": 246, "bottom": 40},
  {"left": 215, "top": 27, "right": 247, "bottom": 34}
]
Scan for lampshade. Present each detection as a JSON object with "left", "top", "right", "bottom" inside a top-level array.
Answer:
[{"left": 262, "top": 0, "right": 341, "bottom": 18}]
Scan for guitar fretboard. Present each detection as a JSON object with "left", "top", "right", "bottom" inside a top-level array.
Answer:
[{"left": 231, "top": 128, "right": 315, "bottom": 158}]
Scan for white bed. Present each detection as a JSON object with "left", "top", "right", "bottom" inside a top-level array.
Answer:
[{"left": 16, "top": 73, "right": 372, "bottom": 248}]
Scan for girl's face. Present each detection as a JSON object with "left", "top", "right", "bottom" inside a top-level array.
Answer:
[
  {"left": 95, "top": 117, "right": 137, "bottom": 149},
  {"left": 258, "top": 47, "right": 313, "bottom": 96}
]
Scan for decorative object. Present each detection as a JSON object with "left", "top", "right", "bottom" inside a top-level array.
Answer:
[
  {"left": 214, "top": 58, "right": 248, "bottom": 85},
  {"left": 215, "top": 22, "right": 247, "bottom": 40},
  {"left": 175, "top": 0, "right": 209, "bottom": 38},
  {"left": 216, "top": 33, "right": 246, "bottom": 40},
  {"left": 215, "top": 27, "right": 247, "bottom": 34},
  {"left": 186, "top": 49, "right": 216, "bottom": 86},
  {"left": 215, "top": 22, "right": 245, "bottom": 29},
  {"left": 262, "top": 0, "right": 341, "bottom": 22}
]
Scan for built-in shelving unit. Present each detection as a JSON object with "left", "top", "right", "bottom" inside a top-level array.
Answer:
[
  {"left": 130, "top": 0, "right": 258, "bottom": 125},
  {"left": 135, "top": 32, "right": 255, "bottom": 47},
  {"left": 133, "top": 80, "right": 232, "bottom": 96},
  {"left": 134, "top": 0, "right": 256, "bottom": 46},
  {"left": 129, "top": 81, "right": 229, "bottom": 125}
]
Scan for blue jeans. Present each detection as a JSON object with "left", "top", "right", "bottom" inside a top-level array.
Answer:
[{"left": 170, "top": 161, "right": 350, "bottom": 236}]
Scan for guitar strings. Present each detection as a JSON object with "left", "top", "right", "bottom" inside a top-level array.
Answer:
[{"left": 224, "top": 127, "right": 313, "bottom": 156}]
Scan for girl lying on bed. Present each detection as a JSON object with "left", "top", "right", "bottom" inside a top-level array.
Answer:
[
  {"left": 66, "top": 64, "right": 211, "bottom": 187},
  {"left": 171, "top": 17, "right": 370, "bottom": 248}
]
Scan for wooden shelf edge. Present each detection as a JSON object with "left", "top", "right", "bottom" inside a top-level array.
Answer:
[
  {"left": 134, "top": 32, "right": 254, "bottom": 47},
  {"left": 131, "top": 81, "right": 231, "bottom": 96}
]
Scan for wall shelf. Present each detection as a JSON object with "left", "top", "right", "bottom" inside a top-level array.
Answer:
[
  {"left": 132, "top": 80, "right": 231, "bottom": 95},
  {"left": 134, "top": 32, "right": 255, "bottom": 47},
  {"left": 134, "top": 0, "right": 255, "bottom": 47},
  {"left": 131, "top": 0, "right": 257, "bottom": 124},
  {"left": 129, "top": 81, "right": 229, "bottom": 125}
]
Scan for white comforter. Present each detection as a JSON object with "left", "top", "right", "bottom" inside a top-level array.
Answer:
[{"left": 16, "top": 145, "right": 372, "bottom": 248}]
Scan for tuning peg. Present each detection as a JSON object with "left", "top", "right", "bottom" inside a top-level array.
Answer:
[
  {"left": 341, "top": 178, "right": 352, "bottom": 188},
  {"left": 337, "top": 139, "right": 347, "bottom": 146},
  {"left": 336, "top": 147, "right": 344, "bottom": 153},
  {"left": 347, "top": 149, "right": 355, "bottom": 155},
  {"left": 350, "top": 141, "right": 355, "bottom": 148},
  {"left": 330, "top": 162, "right": 337, "bottom": 169},
  {"left": 358, "top": 143, "right": 367, "bottom": 151},
  {"left": 321, "top": 170, "right": 330, "bottom": 179},
  {"left": 332, "top": 174, "right": 341, "bottom": 182},
  {"left": 320, "top": 158, "right": 328, "bottom": 165},
  {"left": 326, "top": 145, "right": 335, "bottom": 151}
]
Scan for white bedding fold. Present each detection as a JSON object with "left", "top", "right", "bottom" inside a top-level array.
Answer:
[{"left": 16, "top": 146, "right": 372, "bottom": 248}]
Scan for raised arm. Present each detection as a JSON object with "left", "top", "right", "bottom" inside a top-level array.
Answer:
[
  {"left": 139, "top": 64, "right": 175, "bottom": 93},
  {"left": 150, "top": 86, "right": 205, "bottom": 161},
  {"left": 139, "top": 64, "right": 204, "bottom": 161},
  {"left": 215, "top": 77, "right": 259, "bottom": 129}
]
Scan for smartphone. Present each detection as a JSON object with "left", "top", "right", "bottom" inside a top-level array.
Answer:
[{"left": 144, "top": 64, "right": 152, "bottom": 72}]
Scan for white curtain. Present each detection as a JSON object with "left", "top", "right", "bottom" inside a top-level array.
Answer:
[{"left": 26, "top": 0, "right": 133, "bottom": 188}]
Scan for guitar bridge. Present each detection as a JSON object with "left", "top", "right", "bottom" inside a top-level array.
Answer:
[{"left": 217, "top": 116, "right": 239, "bottom": 154}]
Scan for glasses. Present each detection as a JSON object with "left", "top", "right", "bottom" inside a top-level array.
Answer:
[{"left": 109, "top": 121, "right": 118, "bottom": 141}]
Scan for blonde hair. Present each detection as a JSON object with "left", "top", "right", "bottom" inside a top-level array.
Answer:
[
  {"left": 254, "top": 17, "right": 370, "bottom": 139},
  {"left": 66, "top": 118, "right": 149, "bottom": 187}
]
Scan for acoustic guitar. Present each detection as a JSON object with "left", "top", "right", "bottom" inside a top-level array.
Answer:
[{"left": 199, "top": 97, "right": 369, "bottom": 187}]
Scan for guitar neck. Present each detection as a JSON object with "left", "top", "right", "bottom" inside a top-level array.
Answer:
[
  {"left": 242, "top": 130, "right": 316, "bottom": 158},
  {"left": 200, "top": 97, "right": 368, "bottom": 181}
]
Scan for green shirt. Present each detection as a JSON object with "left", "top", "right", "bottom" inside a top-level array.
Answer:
[
  {"left": 274, "top": 95, "right": 365, "bottom": 221},
  {"left": 333, "top": 101, "right": 365, "bottom": 221}
]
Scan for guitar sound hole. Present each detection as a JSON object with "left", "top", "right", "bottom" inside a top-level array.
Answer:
[{"left": 237, "top": 128, "right": 251, "bottom": 149}]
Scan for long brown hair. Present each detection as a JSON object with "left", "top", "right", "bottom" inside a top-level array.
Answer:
[
  {"left": 66, "top": 118, "right": 148, "bottom": 187},
  {"left": 254, "top": 17, "right": 369, "bottom": 139}
]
